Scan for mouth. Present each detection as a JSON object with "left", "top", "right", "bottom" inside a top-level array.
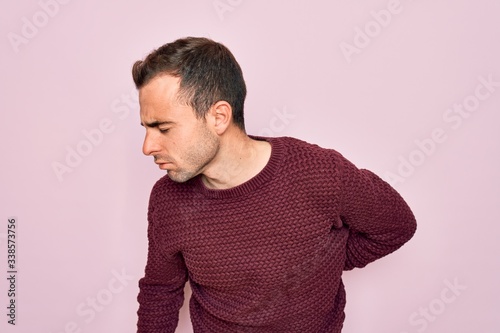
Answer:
[{"left": 155, "top": 161, "right": 172, "bottom": 170}]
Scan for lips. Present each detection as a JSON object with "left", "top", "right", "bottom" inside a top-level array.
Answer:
[
  {"left": 154, "top": 156, "right": 173, "bottom": 169},
  {"left": 155, "top": 161, "right": 172, "bottom": 170}
]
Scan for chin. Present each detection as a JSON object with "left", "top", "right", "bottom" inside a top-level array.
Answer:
[{"left": 167, "top": 170, "right": 195, "bottom": 183}]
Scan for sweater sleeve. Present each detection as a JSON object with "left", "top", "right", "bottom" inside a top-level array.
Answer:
[
  {"left": 137, "top": 203, "right": 188, "bottom": 333},
  {"left": 337, "top": 154, "right": 417, "bottom": 271}
]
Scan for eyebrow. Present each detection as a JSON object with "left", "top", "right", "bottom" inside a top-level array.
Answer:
[{"left": 140, "top": 120, "right": 174, "bottom": 128}]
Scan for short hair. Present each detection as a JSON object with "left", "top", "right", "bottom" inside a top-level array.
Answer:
[{"left": 132, "top": 37, "right": 247, "bottom": 130}]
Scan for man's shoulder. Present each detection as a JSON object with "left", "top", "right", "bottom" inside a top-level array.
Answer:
[
  {"left": 258, "top": 136, "right": 349, "bottom": 184},
  {"left": 269, "top": 136, "right": 344, "bottom": 160}
]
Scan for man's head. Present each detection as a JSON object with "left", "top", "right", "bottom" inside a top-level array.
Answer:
[
  {"left": 133, "top": 37, "right": 247, "bottom": 183},
  {"left": 132, "top": 37, "right": 247, "bottom": 130}
]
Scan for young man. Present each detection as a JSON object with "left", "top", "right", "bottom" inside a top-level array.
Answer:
[{"left": 132, "top": 37, "right": 416, "bottom": 333}]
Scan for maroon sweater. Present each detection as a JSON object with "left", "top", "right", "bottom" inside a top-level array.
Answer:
[{"left": 137, "top": 136, "right": 416, "bottom": 333}]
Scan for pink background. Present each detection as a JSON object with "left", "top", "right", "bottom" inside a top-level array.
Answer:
[{"left": 1, "top": 0, "right": 499, "bottom": 332}]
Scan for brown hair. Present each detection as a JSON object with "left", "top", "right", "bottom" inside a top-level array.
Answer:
[{"left": 132, "top": 37, "right": 247, "bottom": 130}]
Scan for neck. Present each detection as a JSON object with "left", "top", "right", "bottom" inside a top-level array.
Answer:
[{"left": 201, "top": 129, "right": 271, "bottom": 190}]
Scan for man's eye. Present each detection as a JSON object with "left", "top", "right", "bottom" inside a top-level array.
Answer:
[{"left": 159, "top": 128, "right": 170, "bottom": 133}]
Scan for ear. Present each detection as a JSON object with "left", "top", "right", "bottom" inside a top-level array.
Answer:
[{"left": 208, "top": 100, "right": 232, "bottom": 135}]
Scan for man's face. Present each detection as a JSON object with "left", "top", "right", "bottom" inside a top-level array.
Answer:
[{"left": 139, "top": 74, "right": 219, "bottom": 182}]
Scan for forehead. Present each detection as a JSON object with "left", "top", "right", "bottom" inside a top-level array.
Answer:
[
  {"left": 139, "top": 74, "right": 181, "bottom": 107},
  {"left": 139, "top": 74, "right": 190, "bottom": 123}
]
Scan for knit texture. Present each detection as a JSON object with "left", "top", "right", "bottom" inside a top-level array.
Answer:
[{"left": 137, "top": 136, "right": 416, "bottom": 333}]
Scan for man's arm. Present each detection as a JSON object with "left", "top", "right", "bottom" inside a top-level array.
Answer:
[
  {"left": 137, "top": 206, "right": 188, "bottom": 333},
  {"left": 337, "top": 154, "right": 417, "bottom": 270}
]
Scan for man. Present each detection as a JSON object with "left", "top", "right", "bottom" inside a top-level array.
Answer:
[{"left": 132, "top": 37, "right": 416, "bottom": 333}]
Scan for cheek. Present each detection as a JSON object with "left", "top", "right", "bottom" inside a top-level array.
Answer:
[{"left": 165, "top": 138, "right": 183, "bottom": 160}]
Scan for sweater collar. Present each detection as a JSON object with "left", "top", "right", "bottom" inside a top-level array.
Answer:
[{"left": 192, "top": 136, "right": 284, "bottom": 199}]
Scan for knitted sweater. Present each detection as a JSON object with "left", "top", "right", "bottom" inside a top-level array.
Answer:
[{"left": 137, "top": 136, "right": 416, "bottom": 333}]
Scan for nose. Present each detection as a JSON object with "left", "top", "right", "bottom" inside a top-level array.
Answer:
[{"left": 142, "top": 130, "right": 161, "bottom": 156}]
